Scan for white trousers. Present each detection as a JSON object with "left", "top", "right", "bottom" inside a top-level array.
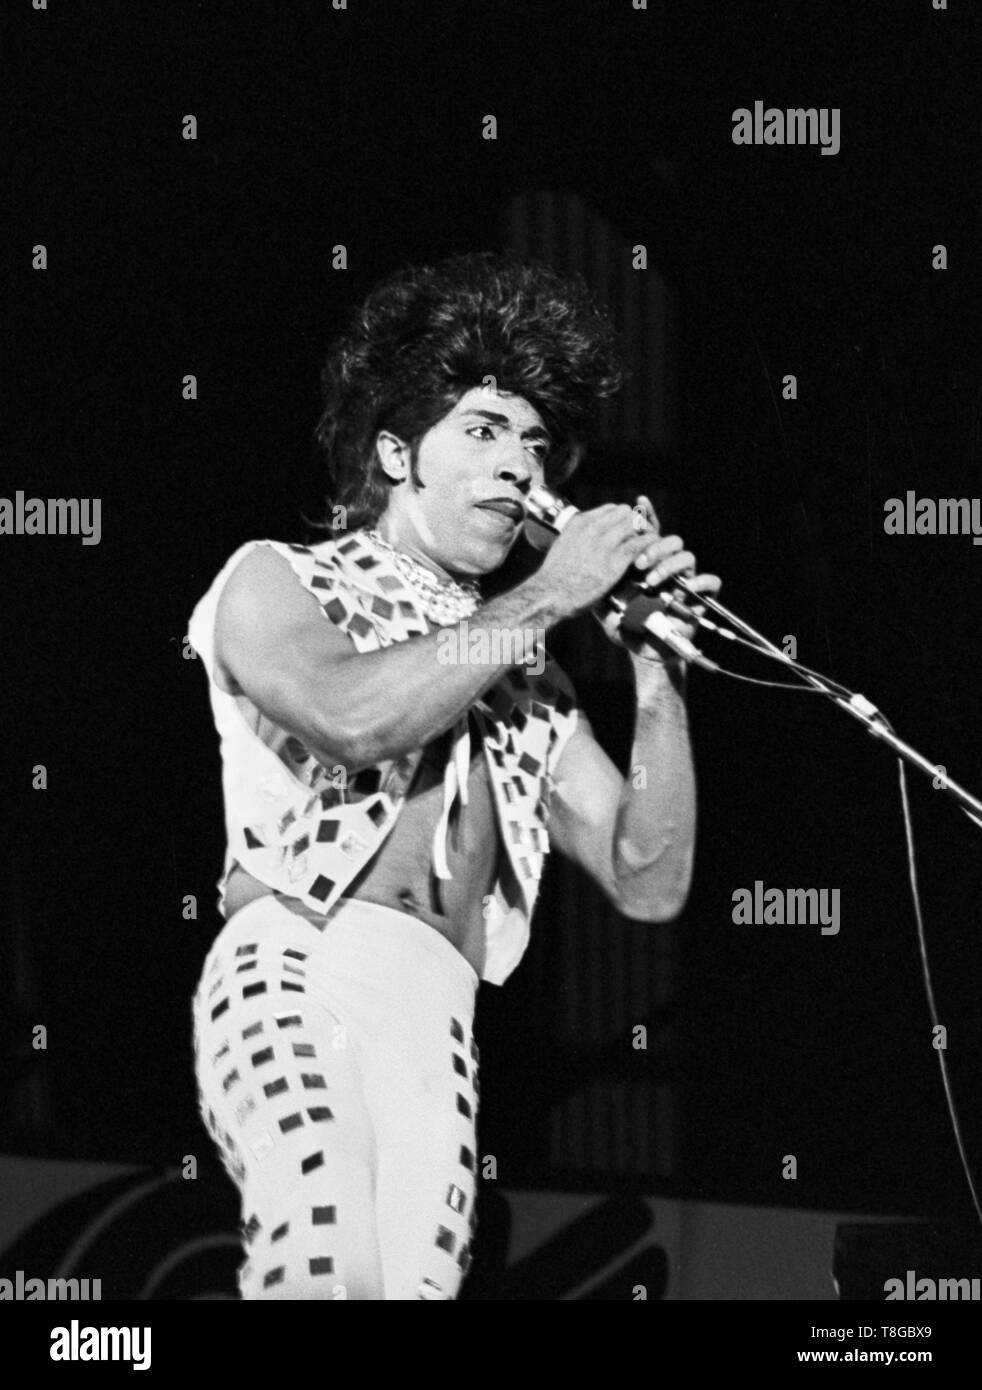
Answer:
[{"left": 191, "top": 894, "right": 480, "bottom": 1299}]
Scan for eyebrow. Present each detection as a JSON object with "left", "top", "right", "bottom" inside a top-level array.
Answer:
[{"left": 458, "top": 409, "right": 552, "bottom": 442}]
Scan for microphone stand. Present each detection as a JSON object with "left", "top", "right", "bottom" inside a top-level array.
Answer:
[
  {"left": 523, "top": 481, "right": 982, "bottom": 827},
  {"left": 673, "top": 576, "right": 982, "bottom": 830}
]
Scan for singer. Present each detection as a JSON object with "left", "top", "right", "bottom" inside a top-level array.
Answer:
[{"left": 187, "top": 250, "right": 721, "bottom": 1300}]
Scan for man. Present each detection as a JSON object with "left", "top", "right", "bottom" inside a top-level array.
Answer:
[{"left": 188, "top": 251, "right": 721, "bottom": 1300}]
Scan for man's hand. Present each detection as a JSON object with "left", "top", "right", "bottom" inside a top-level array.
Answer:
[
  {"left": 535, "top": 495, "right": 722, "bottom": 661},
  {"left": 601, "top": 494, "right": 722, "bottom": 661},
  {"left": 532, "top": 501, "right": 662, "bottom": 618}
]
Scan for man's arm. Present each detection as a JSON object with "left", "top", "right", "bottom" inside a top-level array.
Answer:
[
  {"left": 544, "top": 656, "right": 695, "bottom": 923},
  {"left": 213, "top": 544, "right": 566, "bottom": 772}
]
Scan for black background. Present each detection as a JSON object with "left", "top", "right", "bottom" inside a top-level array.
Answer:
[{"left": 6, "top": 0, "right": 982, "bottom": 1231}]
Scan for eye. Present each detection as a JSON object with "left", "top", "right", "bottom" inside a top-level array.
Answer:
[
  {"left": 466, "top": 424, "right": 496, "bottom": 441},
  {"left": 525, "top": 441, "right": 549, "bottom": 463}
]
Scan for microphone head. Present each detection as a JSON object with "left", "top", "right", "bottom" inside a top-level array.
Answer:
[{"left": 523, "top": 483, "right": 571, "bottom": 551}]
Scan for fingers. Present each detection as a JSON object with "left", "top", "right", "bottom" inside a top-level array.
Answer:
[
  {"left": 632, "top": 493, "right": 661, "bottom": 537},
  {"left": 634, "top": 540, "right": 692, "bottom": 578},
  {"left": 635, "top": 547, "right": 723, "bottom": 603},
  {"left": 597, "top": 504, "right": 673, "bottom": 568},
  {"left": 676, "top": 572, "right": 722, "bottom": 596},
  {"left": 587, "top": 501, "right": 720, "bottom": 596}
]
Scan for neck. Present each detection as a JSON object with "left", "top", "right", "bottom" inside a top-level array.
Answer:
[
  {"left": 362, "top": 525, "right": 483, "bottom": 624},
  {"left": 369, "top": 523, "right": 464, "bottom": 584}
]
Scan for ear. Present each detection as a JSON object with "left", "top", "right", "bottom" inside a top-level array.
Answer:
[{"left": 375, "top": 429, "right": 411, "bottom": 481}]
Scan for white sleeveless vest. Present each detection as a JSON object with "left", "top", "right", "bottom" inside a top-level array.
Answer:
[{"left": 187, "top": 529, "right": 580, "bottom": 985}]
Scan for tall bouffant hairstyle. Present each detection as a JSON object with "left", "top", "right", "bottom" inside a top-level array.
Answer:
[{"left": 311, "top": 251, "right": 624, "bottom": 533}]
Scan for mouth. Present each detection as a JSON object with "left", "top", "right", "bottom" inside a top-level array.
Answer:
[{"left": 475, "top": 499, "right": 525, "bottom": 523}]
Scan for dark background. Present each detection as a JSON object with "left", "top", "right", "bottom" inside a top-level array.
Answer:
[{"left": 6, "top": 0, "right": 982, "bottom": 1235}]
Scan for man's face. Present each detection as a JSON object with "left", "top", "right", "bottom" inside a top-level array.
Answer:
[{"left": 375, "top": 385, "right": 552, "bottom": 578}]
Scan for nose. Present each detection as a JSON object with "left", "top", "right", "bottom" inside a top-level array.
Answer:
[{"left": 493, "top": 450, "right": 532, "bottom": 489}]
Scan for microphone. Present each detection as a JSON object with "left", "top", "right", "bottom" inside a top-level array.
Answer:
[{"left": 523, "top": 483, "right": 718, "bottom": 671}]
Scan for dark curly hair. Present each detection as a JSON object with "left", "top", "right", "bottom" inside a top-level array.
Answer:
[{"left": 310, "top": 250, "right": 624, "bottom": 534}]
